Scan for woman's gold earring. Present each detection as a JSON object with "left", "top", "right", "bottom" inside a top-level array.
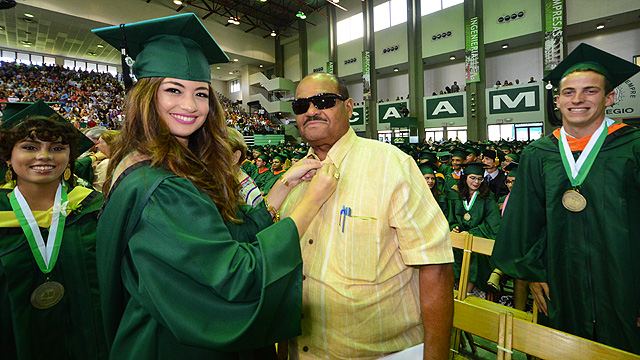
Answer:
[
  {"left": 5, "top": 165, "right": 13, "bottom": 183},
  {"left": 63, "top": 166, "right": 71, "bottom": 181}
]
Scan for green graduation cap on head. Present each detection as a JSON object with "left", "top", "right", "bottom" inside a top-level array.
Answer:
[
  {"left": 273, "top": 153, "right": 288, "bottom": 162},
  {"left": 0, "top": 100, "right": 95, "bottom": 154},
  {"left": 419, "top": 151, "right": 438, "bottom": 164},
  {"left": 505, "top": 153, "right": 520, "bottom": 162},
  {"left": 451, "top": 148, "right": 467, "bottom": 159},
  {"left": 2, "top": 102, "right": 58, "bottom": 125},
  {"left": 419, "top": 162, "right": 437, "bottom": 176},
  {"left": 460, "top": 162, "right": 489, "bottom": 176},
  {"left": 436, "top": 151, "right": 451, "bottom": 159},
  {"left": 504, "top": 162, "right": 519, "bottom": 178},
  {"left": 92, "top": 13, "right": 229, "bottom": 83},
  {"left": 543, "top": 43, "right": 640, "bottom": 88}
]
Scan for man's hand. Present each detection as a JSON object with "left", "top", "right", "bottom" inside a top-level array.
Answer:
[
  {"left": 529, "top": 282, "right": 550, "bottom": 316},
  {"left": 420, "top": 263, "right": 454, "bottom": 360}
]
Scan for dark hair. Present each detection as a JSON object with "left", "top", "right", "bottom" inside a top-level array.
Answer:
[
  {"left": 105, "top": 77, "right": 241, "bottom": 223},
  {"left": 457, "top": 174, "right": 491, "bottom": 200},
  {"left": 0, "top": 116, "right": 80, "bottom": 187}
]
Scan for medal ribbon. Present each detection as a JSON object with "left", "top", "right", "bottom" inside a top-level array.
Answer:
[
  {"left": 9, "top": 183, "right": 67, "bottom": 274},
  {"left": 558, "top": 118, "right": 613, "bottom": 187},
  {"left": 463, "top": 191, "right": 479, "bottom": 212}
]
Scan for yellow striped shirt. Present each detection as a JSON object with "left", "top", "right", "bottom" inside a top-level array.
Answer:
[{"left": 281, "top": 128, "right": 453, "bottom": 359}]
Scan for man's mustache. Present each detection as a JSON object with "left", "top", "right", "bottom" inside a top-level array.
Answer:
[{"left": 303, "top": 115, "right": 327, "bottom": 126}]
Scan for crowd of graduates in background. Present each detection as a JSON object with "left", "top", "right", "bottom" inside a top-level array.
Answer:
[{"left": 236, "top": 137, "right": 532, "bottom": 311}]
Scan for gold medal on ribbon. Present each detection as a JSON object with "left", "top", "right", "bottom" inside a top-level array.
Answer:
[
  {"left": 31, "top": 280, "right": 65, "bottom": 309},
  {"left": 562, "top": 189, "right": 587, "bottom": 212},
  {"left": 463, "top": 212, "right": 471, "bottom": 221}
]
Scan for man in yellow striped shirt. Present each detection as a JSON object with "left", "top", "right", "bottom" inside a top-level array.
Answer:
[{"left": 281, "top": 73, "right": 454, "bottom": 359}]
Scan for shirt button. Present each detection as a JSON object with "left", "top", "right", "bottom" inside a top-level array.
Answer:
[
  {"left": 303, "top": 346, "right": 309, "bottom": 352},
  {"left": 308, "top": 239, "right": 313, "bottom": 244}
]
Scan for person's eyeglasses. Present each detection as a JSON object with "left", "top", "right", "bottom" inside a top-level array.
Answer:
[
  {"left": 291, "top": 93, "right": 347, "bottom": 115},
  {"left": 468, "top": 175, "right": 484, "bottom": 183}
]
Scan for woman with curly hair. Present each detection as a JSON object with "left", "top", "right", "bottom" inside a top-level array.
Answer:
[
  {"left": 448, "top": 162, "right": 501, "bottom": 298},
  {"left": 0, "top": 101, "right": 108, "bottom": 360},
  {"left": 94, "top": 14, "right": 337, "bottom": 360}
]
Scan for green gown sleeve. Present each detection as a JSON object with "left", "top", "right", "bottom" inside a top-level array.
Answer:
[
  {"left": 491, "top": 147, "right": 548, "bottom": 282},
  {"left": 75, "top": 156, "right": 95, "bottom": 183},
  {"left": 104, "top": 175, "right": 302, "bottom": 358},
  {"left": 468, "top": 197, "right": 501, "bottom": 239}
]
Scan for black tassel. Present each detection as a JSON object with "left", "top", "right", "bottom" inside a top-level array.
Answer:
[
  {"left": 546, "top": 82, "right": 562, "bottom": 126},
  {"left": 120, "top": 24, "right": 134, "bottom": 91}
]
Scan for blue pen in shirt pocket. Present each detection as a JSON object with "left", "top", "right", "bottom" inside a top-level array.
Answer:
[{"left": 339, "top": 205, "right": 377, "bottom": 232}]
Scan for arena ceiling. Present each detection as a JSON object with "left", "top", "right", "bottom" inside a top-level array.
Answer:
[{"left": 0, "top": 0, "right": 335, "bottom": 81}]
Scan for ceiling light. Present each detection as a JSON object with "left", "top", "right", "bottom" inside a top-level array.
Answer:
[
  {"left": 234, "top": 20, "right": 240, "bottom": 25},
  {"left": 502, "top": 44, "right": 508, "bottom": 49},
  {"left": 270, "top": 30, "right": 277, "bottom": 37},
  {"left": 87, "top": 51, "right": 97, "bottom": 56},
  {"left": 97, "top": 44, "right": 104, "bottom": 48},
  {"left": 233, "top": 58, "right": 239, "bottom": 62},
  {"left": 393, "top": 68, "right": 399, "bottom": 72},
  {"left": 24, "top": 13, "right": 34, "bottom": 18},
  {"left": 20, "top": 40, "right": 32, "bottom": 45},
  {"left": 296, "top": 11, "right": 306, "bottom": 19},
  {"left": 596, "top": 24, "right": 605, "bottom": 30},
  {"left": 259, "top": 0, "right": 267, "bottom": 2},
  {"left": 449, "top": 55, "right": 456, "bottom": 60},
  {"left": 0, "top": 26, "right": 4, "bottom": 30},
  {"left": 333, "top": 0, "right": 339, "bottom": 3},
  {"left": 228, "top": 17, "right": 235, "bottom": 24},
  {"left": 229, "top": 71, "right": 233, "bottom": 75},
  {"left": 216, "top": 66, "right": 221, "bottom": 69},
  {"left": 259, "top": 64, "right": 264, "bottom": 68},
  {"left": 173, "top": 0, "right": 183, "bottom": 4}
]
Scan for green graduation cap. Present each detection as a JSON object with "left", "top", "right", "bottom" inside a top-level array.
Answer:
[
  {"left": 0, "top": 100, "right": 95, "bottom": 154},
  {"left": 436, "top": 151, "right": 452, "bottom": 160},
  {"left": 505, "top": 153, "right": 520, "bottom": 162},
  {"left": 451, "top": 148, "right": 467, "bottom": 159},
  {"left": 419, "top": 151, "right": 438, "bottom": 164},
  {"left": 460, "top": 162, "right": 489, "bottom": 176},
  {"left": 92, "top": 13, "right": 229, "bottom": 83},
  {"left": 543, "top": 43, "right": 640, "bottom": 88},
  {"left": 504, "top": 162, "right": 519, "bottom": 178},
  {"left": 419, "top": 162, "right": 437, "bottom": 176},
  {"left": 2, "top": 102, "right": 56, "bottom": 124},
  {"left": 273, "top": 153, "right": 288, "bottom": 163}
]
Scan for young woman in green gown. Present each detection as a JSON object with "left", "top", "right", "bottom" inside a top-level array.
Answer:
[
  {"left": 94, "top": 14, "right": 338, "bottom": 360},
  {"left": 448, "top": 162, "right": 501, "bottom": 297},
  {"left": 0, "top": 105, "right": 108, "bottom": 360}
]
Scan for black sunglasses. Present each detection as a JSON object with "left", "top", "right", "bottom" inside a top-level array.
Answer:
[{"left": 291, "top": 93, "right": 347, "bottom": 115}]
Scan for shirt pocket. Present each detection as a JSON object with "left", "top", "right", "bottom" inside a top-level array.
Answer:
[{"left": 336, "top": 216, "right": 380, "bottom": 283}]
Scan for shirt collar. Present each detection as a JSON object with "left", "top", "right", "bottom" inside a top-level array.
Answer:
[{"left": 308, "top": 128, "right": 357, "bottom": 168}]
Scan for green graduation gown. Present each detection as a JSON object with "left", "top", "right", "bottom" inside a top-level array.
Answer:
[
  {"left": 0, "top": 185, "right": 108, "bottom": 360},
  {"left": 241, "top": 161, "right": 257, "bottom": 180},
  {"left": 448, "top": 192, "right": 501, "bottom": 292},
  {"left": 97, "top": 164, "right": 303, "bottom": 360},
  {"left": 492, "top": 126, "right": 640, "bottom": 354},
  {"left": 253, "top": 168, "right": 273, "bottom": 193},
  {"left": 75, "top": 156, "right": 95, "bottom": 184}
]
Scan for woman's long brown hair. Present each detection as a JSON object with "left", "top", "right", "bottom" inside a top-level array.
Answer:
[{"left": 105, "top": 77, "right": 240, "bottom": 222}]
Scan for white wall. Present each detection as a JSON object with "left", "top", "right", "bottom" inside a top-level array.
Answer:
[
  {"left": 423, "top": 61, "right": 465, "bottom": 95},
  {"left": 283, "top": 41, "right": 302, "bottom": 82},
  {"left": 376, "top": 73, "right": 409, "bottom": 102},
  {"left": 485, "top": 46, "right": 543, "bottom": 87},
  {"left": 567, "top": 25, "right": 640, "bottom": 62},
  {"left": 567, "top": 0, "right": 640, "bottom": 25}
]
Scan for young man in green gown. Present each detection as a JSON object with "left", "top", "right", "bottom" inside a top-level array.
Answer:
[{"left": 492, "top": 43, "right": 640, "bottom": 354}]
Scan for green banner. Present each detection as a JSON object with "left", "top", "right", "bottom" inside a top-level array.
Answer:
[
  {"left": 488, "top": 85, "right": 540, "bottom": 114},
  {"left": 544, "top": 0, "right": 564, "bottom": 71},
  {"left": 465, "top": 16, "right": 480, "bottom": 83},
  {"left": 350, "top": 106, "right": 365, "bottom": 126},
  {"left": 326, "top": 61, "right": 334, "bottom": 74},
  {"left": 377, "top": 101, "right": 408, "bottom": 124},
  {"left": 362, "top": 51, "right": 371, "bottom": 100},
  {"left": 425, "top": 94, "right": 465, "bottom": 120}
]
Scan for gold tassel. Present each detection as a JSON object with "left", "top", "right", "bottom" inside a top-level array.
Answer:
[
  {"left": 63, "top": 166, "right": 71, "bottom": 181},
  {"left": 4, "top": 164, "right": 13, "bottom": 183}
]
